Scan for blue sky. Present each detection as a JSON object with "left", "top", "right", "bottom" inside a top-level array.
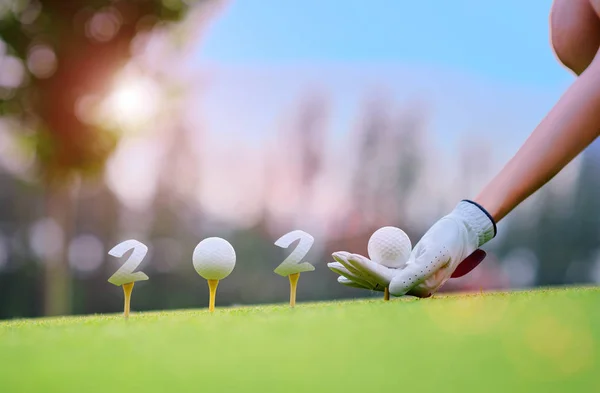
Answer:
[
  {"left": 189, "top": 0, "right": 576, "bottom": 169},
  {"left": 196, "top": 0, "right": 571, "bottom": 88},
  {"left": 132, "top": 0, "right": 587, "bottom": 226}
]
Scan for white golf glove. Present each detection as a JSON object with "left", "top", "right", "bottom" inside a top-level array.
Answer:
[{"left": 328, "top": 200, "right": 496, "bottom": 297}]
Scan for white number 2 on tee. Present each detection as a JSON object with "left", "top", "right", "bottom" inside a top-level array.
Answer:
[
  {"left": 273, "top": 230, "right": 315, "bottom": 277},
  {"left": 107, "top": 239, "right": 150, "bottom": 286}
]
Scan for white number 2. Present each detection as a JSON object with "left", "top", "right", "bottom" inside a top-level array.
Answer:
[
  {"left": 107, "top": 239, "right": 150, "bottom": 286},
  {"left": 273, "top": 230, "right": 315, "bottom": 277}
]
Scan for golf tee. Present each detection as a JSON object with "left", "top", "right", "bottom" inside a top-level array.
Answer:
[
  {"left": 207, "top": 279, "right": 219, "bottom": 312},
  {"left": 384, "top": 287, "right": 390, "bottom": 301},
  {"left": 122, "top": 282, "right": 134, "bottom": 319},
  {"left": 289, "top": 273, "right": 300, "bottom": 307}
]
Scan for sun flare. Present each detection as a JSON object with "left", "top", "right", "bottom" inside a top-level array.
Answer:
[{"left": 104, "top": 76, "right": 160, "bottom": 129}]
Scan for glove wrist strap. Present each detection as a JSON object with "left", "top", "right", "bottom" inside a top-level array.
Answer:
[{"left": 455, "top": 200, "right": 497, "bottom": 247}]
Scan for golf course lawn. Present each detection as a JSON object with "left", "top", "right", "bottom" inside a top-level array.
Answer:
[{"left": 1, "top": 287, "right": 599, "bottom": 393}]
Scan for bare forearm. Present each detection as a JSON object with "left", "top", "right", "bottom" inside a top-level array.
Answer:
[{"left": 475, "top": 58, "right": 600, "bottom": 222}]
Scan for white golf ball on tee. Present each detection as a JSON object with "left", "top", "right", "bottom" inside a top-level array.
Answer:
[
  {"left": 368, "top": 226, "right": 412, "bottom": 268},
  {"left": 193, "top": 237, "right": 236, "bottom": 280}
]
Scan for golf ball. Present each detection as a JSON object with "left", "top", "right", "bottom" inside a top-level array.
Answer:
[
  {"left": 368, "top": 226, "right": 411, "bottom": 268},
  {"left": 193, "top": 237, "right": 236, "bottom": 280}
]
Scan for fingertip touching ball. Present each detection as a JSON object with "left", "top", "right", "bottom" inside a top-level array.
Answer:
[
  {"left": 368, "top": 226, "right": 411, "bottom": 268},
  {"left": 193, "top": 237, "right": 236, "bottom": 280}
]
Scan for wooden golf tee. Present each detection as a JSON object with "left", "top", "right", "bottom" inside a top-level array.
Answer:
[
  {"left": 207, "top": 279, "right": 219, "bottom": 312},
  {"left": 122, "top": 282, "right": 134, "bottom": 319},
  {"left": 289, "top": 272, "right": 300, "bottom": 307},
  {"left": 384, "top": 287, "right": 390, "bottom": 301}
]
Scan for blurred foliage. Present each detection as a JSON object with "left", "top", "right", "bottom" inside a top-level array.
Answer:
[
  {"left": 1, "top": 1, "right": 599, "bottom": 319},
  {"left": 0, "top": 0, "right": 209, "bottom": 317},
  {"left": 0, "top": 0, "right": 193, "bottom": 183}
]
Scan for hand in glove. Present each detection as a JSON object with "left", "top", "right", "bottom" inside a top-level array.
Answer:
[{"left": 328, "top": 200, "right": 495, "bottom": 297}]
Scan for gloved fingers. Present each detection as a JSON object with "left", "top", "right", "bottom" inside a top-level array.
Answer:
[
  {"left": 389, "top": 247, "right": 451, "bottom": 296},
  {"left": 346, "top": 253, "right": 394, "bottom": 286},
  {"left": 328, "top": 262, "right": 374, "bottom": 288},
  {"left": 450, "top": 249, "right": 486, "bottom": 278},
  {"left": 327, "top": 261, "right": 353, "bottom": 277},
  {"left": 332, "top": 251, "right": 367, "bottom": 278},
  {"left": 332, "top": 250, "right": 352, "bottom": 260},
  {"left": 406, "top": 284, "right": 432, "bottom": 298},
  {"left": 337, "top": 276, "right": 372, "bottom": 289}
]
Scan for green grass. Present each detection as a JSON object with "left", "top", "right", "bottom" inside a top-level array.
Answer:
[{"left": 1, "top": 287, "right": 599, "bottom": 393}]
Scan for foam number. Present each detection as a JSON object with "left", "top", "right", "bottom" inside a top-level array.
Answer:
[
  {"left": 273, "top": 230, "right": 315, "bottom": 308},
  {"left": 107, "top": 239, "right": 149, "bottom": 319},
  {"left": 273, "top": 230, "right": 315, "bottom": 277},
  {"left": 107, "top": 239, "right": 149, "bottom": 286}
]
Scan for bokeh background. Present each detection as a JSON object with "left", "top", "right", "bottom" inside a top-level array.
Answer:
[{"left": 0, "top": 0, "right": 598, "bottom": 319}]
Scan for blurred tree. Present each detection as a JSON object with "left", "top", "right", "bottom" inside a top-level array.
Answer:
[
  {"left": 350, "top": 96, "right": 427, "bottom": 232},
  {"left": 0, "top": 0, "right": 212, "bottom": 315},
  {"left": 458, "top": 132, "right": 493, "bottom": 199},
  {"left": 391, "top": 104, "right": 427, "bottom": 225},
  {"left": 295, "top": 93, "right": 328, "bottom": 221},
  {"left": 496, "top": 140, "right": 600, "bottom": 287},
  {"left": 546, "top": 139, "right": 600, "bottom": 284},
  {"left": 351, "top": 94, "right": 390, "bottom": 229},
  {"left": 296, "top": 94, "right": 327, "bottom": 189}
]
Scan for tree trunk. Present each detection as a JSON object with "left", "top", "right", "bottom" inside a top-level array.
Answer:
[{"left": 43, "top": 183, "right": 76, "bottom": 316}]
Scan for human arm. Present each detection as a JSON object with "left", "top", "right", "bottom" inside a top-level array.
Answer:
[
  {"left": 475, "top": 54, "right": 600, "bottom": 221},
  {"left": 330, "top": 52, "right": 600, "bottom": 297}
]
